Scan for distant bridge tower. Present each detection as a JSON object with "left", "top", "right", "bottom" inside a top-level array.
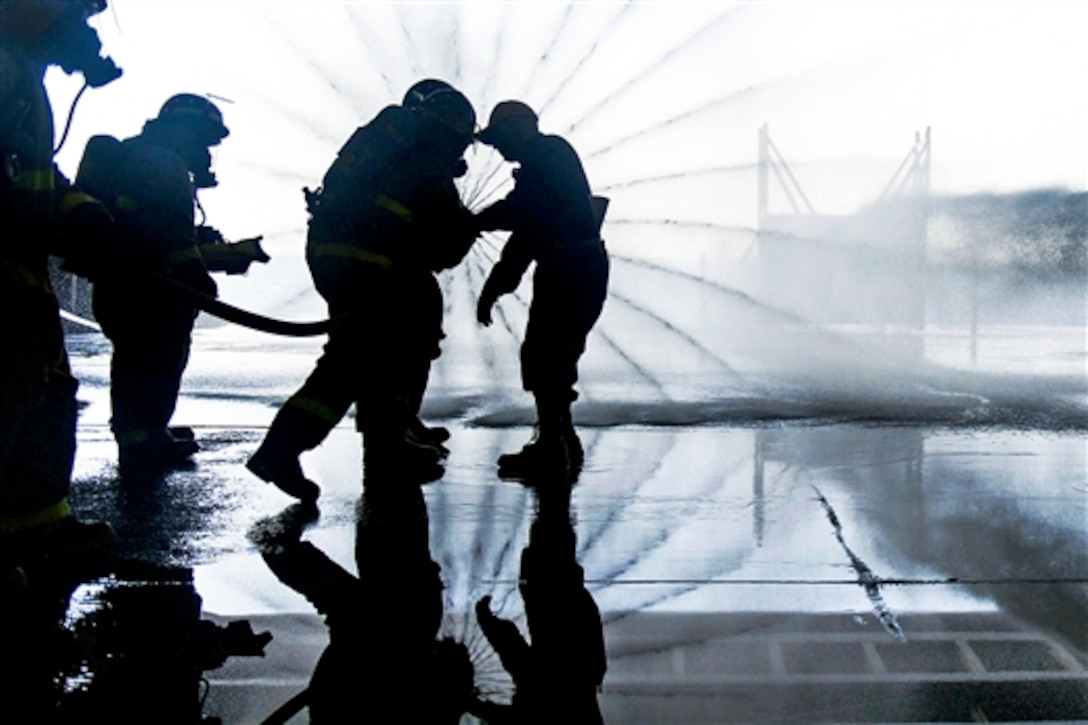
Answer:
[{"left": 756, "top": 125, "right": 931, "bottom": 354}]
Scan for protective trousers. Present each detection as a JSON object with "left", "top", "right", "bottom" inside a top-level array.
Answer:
[
  {"left": 106, "top": 327, "right": 191, "bottom": 449},
  {"left": 263, "top": 264, "right": 443, "bottom": 456},
  {"left": 0, "top": 372, "right": 77, "bottom": 526},
  {"left": 520, "top": 245, "right": 609, "bottom": 403},
  {"left": 93, "top": 283, "right": 194, "bottom": 451}
]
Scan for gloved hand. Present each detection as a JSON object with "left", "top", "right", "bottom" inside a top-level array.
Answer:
[
  {"left": 475, "top": 594, "right": 496, "bottom": 624},
  {"left": 475, "top": 595, "right": 531, "bottom": 681},
  {"left": 476, "top": 289, "right": 497, "bottom": 326},
  {"left": 195, "top": 225, "right": 225, "bottom": 245},
  {"left": 476, "top": 277, "right": 500, "bottom": 326}
]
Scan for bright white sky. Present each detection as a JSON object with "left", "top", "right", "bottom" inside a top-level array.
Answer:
[{"left": 45, "top": 1, "right": 1086, "bottom": 248}]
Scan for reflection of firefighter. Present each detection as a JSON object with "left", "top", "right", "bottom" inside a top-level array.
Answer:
[
  {"left": 251, "top": 490, "right": 473, "bottom": 723},
  {"left": 473, "top": 101, "right": 609, "bottom": 479},
  {"left": 62, "top": 562, "right": 271, "bottom": 723},
  {"left": 471, "top": 478, "right": 606, "bottom": 723},
  {"left": 247, "top": 81, "right": 478, "bottom": 500},
  {"left": 0, "top": 0, "right": 119, "bottom": 602},
  {"left": 79, "top": 94, "right": 234, "bottom": 478}
]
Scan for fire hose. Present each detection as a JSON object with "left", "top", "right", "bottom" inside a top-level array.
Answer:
[
  {"left": 60, "top": 268, "right": 337, "bottom": 337},
  {"left": 160, "top": 272, "right": 335, "bottom": 336}
]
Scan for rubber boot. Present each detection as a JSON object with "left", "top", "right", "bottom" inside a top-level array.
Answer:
[
  {"left": 557, "top": 406, "right": 583, "bottom": 471},
  {"left": 247, "top": 431, "right": 321, "bottom": 502},
  {"left": 497, "top": 395, "right": 572, "bottom": 480},
  {"left": 118, "top": 430, "right": 198, "bottom": 480}
]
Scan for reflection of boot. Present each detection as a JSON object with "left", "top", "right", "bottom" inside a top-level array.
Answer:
[
  {"left": 247, "top": 437, "right": 320, "bottom": 502},
  {"left": 408, "top": 416, "right": 450, "bottom": 446},
  {"left": 118, "top": 431, "right": 198, "bottom": 479},
  {"left": 167, "top": 426, "right": 195, "bottom": 442},
  {"left": 0, "top": 515, "right": 115, "bottom": 590},
  {"left": 363, "top": 428, "right": 445, "bottom": 484},
  {"left": 247, "top": 502, "right": 320, "bottom": 555}
]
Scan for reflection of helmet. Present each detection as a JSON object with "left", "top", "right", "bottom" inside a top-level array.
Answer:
[
  {"left": 157, "top": 94, "right": 230, "bottom": 144},
  {"left": 477, "top": 100, "right": 538, "bottom": 145},
  {"left": 412, "top": 87, "right": 476, "bottom": 146},
  {"left": 402, "top": 78, "right": 453, "bottom": 109}
]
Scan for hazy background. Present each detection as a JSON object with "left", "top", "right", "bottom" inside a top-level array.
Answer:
[{"left": 50, "top": 1, "right": 1086, "bottom": 427}]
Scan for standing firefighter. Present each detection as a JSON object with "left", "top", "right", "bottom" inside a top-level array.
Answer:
[
  {"left": 0, "top": 0, "right": 120, "bottom": 561},
  {"left": 474, "top": 101, "right": 609, "bottom": 479},
  {"left": 0, "top": 3, "right": 120, "bottom": 715},
  {"left": 81, "top": 94, "right": 229, "bottom": 478},
  {"left": 246, "top": 81, "right": 478, "bottom": 500}
]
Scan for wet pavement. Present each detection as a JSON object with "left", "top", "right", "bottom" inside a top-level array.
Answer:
[{"left": 51, "top": 327, "right": 1088, "bottom": 723}]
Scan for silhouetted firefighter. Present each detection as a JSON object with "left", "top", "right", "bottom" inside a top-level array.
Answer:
[
  {"left": 75, "top": 94, "right": 261, "bottom": 478},
  {"left": 474, "top": 100, "right": 610, "bottom": 479},
  {"left": 0, "top": 0, "right": 121, "bottom": 640},
  {"left": 246, "top": 80, "right": 479, "bottom": 500}
]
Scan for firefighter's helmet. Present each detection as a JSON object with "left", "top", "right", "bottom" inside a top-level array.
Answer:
[
  {"left": 477, "top": 100, "right": 538, "bottom": 145},
  {"left": 403, "top": 78, "right": 453, "bottom": 110},
  {"left": 157, "top": 94, "right": 230, "bottom": 144},
  {"left": 411, "top": 87, "right": 476, "bottom": 146}
]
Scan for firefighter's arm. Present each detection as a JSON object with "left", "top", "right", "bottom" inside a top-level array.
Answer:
[
  {"left": 473, "top": 196, "right": 515, "bottom": 233},
  {"left": 476, "top": 234, "right": 531, "bottom": 326},
  {"left": 428, "top": 205, "right": 479, "bottom": 272},
  {"left": 53, "top": 169, "right": 116, "bottom": 279},
  {"left": 475, "top": 595, "right": 532, "bottom": 681},
  {"left": 165, "top": 234, "right": 218, "bottom": 298},
  {"left": 196, "top": 225, "right": 270, "bottom": 275}
]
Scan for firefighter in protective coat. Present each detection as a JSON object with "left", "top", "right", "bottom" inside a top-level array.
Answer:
[
  {"left": 474, "top": 101, "right": 609, "bottom": 479},
  {"left": 0, "top": 0, "right": 120, "bottom": 571},
  {"left": 0, "top": 4, "right": 121, "bottom": 715},
  {"left": 86, "top": 94, "right": 227, "bottom": 478},
  {"left": 246, "top": 82, "right": 478, "bottom": 500}
]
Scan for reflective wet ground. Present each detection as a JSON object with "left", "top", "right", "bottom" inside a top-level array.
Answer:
[{"left": 57, "top": 328, "right": 1087, "bottom": 723}]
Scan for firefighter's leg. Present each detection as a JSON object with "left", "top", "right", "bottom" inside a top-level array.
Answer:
[
  {"left": 356, "top": 339, "right": 445, "bottom": 485},
  {"left": 246, "top": 331, "right": 357, "bottom": 501},
  {"left": 403, "top": 355, "right": 450, "bottom": 449},
  {"left": 405, "top": 276, "right": 450, "bottom": 447},
  {"left": 0, "top": 372, "right": 114, "bottom": 588},
  {"left": 108, "top": 325, "right": 197, "bottom": 477},
  {"left": 496, "top": 264, "right": 603, "bottom": 478},
  {"left": 496, "top": 387, "right": 577, "bottom": 480}
]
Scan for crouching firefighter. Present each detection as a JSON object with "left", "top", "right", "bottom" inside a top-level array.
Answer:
[
  {"left": 0, "top": 0, "right": 121, "bottom": 672},
  {"left": 246, "top": 81, "right": 479, "bottom": 500},
  {"left": 75, "top": 94, "right": 233, "bottom": 478}
]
